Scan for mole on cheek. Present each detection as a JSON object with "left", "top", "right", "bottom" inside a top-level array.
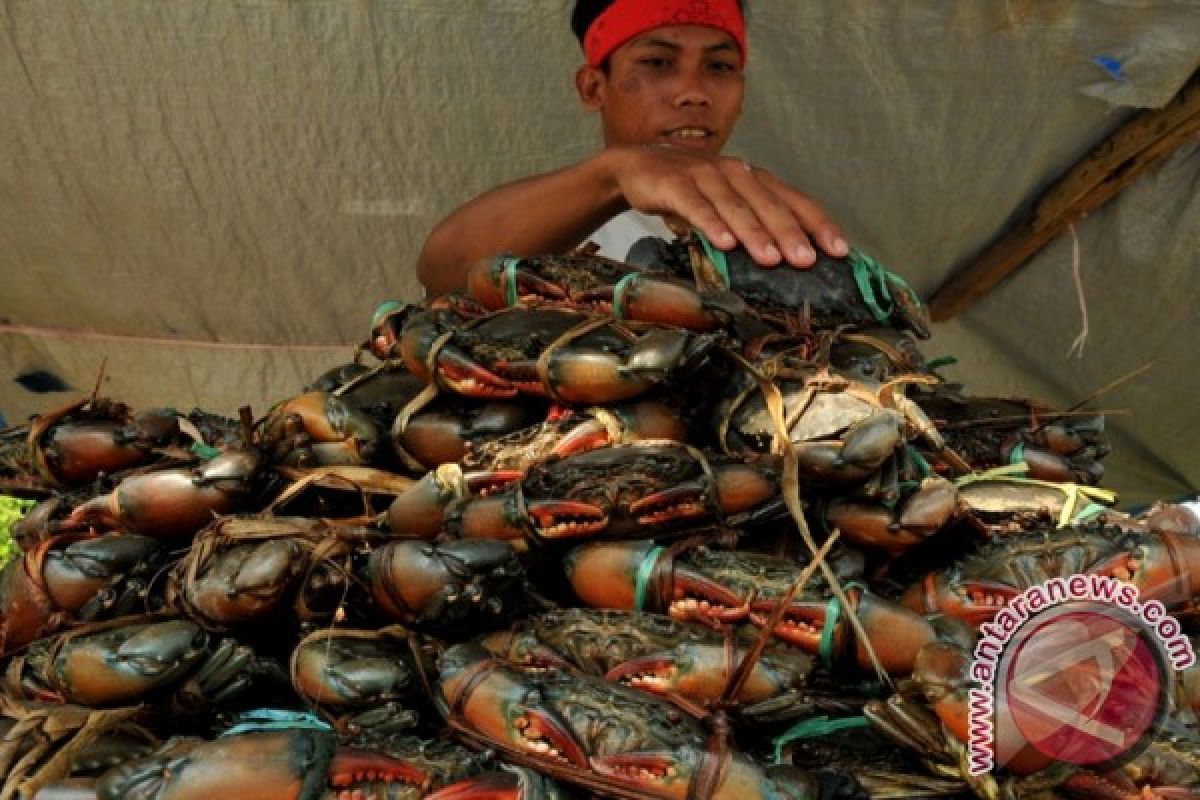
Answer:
[{"left": 619, "top": 76, "right": 641, "bottom": 95}]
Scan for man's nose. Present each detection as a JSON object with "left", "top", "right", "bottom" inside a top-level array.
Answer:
[{"left": 672, "top": 70, "right": 712, "bottom": 108}]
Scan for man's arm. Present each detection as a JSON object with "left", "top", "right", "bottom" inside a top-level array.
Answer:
[
  {"left": 417, "top": 154, "right": 624, "bottom": 297},
  {"left": 417, "top": 146, "right": 848, "bottom": 296}
]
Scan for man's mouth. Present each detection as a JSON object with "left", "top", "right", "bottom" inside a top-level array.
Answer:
[{"left": 661, "top": 127, "right": 716, "bottom": 147}]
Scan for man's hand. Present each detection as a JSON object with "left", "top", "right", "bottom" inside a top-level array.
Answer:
[{"left": 605, "top": 145, "right": 848, "bottom": 268}]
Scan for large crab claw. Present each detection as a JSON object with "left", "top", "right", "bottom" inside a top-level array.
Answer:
[
  {"left": 386, "top": 466, "right": 521, "bottom": 539},
  {"left": 604, "top": 642, "right": 806, "bottom": 708},
  {"left": 257, "top": 391, "right": 380, "bottom": 467},
  {"left": 364, "top": 539, "right": 525, "bottom": 628},
  {"left": 96, "top": 730, "right": 336, "bottom": 800},
  {"left": 825, "top": 477, "right": 959, "bottom": 558},
  {"left": 64, "top": 449, "right": 260, "bottom": 541},
  {"left": 615, "top": 275, "right": 748, "bottom": 332},
  {"left": 465, "top": 255, "right": 570, "bottom": 308},
  {"left": 438, "top": 644, "right": 589, "bottom": 769},
  {"left": 563, "top": 540, "right": 661, "bottom": 612},
  {"left": 901, "top": 573, "right": 1021, "bottom": 627},
  {"left": 426, "top": 768, "right": 570, "bottom": 800},
  {"left": 1131, "top": 531, "right": 1200, "bottom": 607}
]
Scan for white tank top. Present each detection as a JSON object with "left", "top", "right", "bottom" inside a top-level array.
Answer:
[{"left": 584, "top": 210, "right": 677, "bottom": 261}]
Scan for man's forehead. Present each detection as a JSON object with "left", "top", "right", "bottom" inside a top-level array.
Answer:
[{"left": 625, "top": 25, "right": 738, "bottom": 51}]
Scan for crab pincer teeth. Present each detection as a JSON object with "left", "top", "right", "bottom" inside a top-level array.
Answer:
[
  {"left": 549, "top": 420, "right": 612, "bottom": 457},
  {"left": 425, "top": 772, "right": 521, "bottom": 800},
  {"left": 439, "top": 350, "right": 518, "bottom": 399},
  {"left": 605, "top": 656, "right": 676, "bottom": 694},
  {"left": 512, "top": 709, "right": 588, "bottom": 768},
  {"left": 629, "top": 485, "right": 708, "bottom": 526},
  {"left": 490, "top": 360, "right": 546, "bottom": 395},
  {"left": 518, "top": 273, "right": 569, "bottom": 302},
  {"left": 528, "top": 502, "right": 608, "bottom": 539},
  {"left": 750, "top": 603, "right": 826, "bottom": 650},
  {"left": 668, "top": 583, "right": 748, "bottom": 624},
  {"left": 329, "top": 750, "right": 430, "bottom": 788},
  {"left": 573, "top": 286, "right": 615, "bottom": 314},
  {"left": 592, "top": 752, "right": 681, "bottom": 786},
  {"left": 465, "top": 471, "right": 522, "bottom": 495}
]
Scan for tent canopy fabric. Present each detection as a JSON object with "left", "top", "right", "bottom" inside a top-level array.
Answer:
[{"left": 2, "top": 1, "right": 1198, "bottom": 506}]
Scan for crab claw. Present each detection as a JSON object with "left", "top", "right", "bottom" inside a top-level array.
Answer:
[
  {"left": 849, "top": 590, "right": 938, "bottom": 676},
  {"left": 669, "top": 568, "right": 752, "bottom": 624},
  {"left": 563, "top": 540, "right": 655, "bottom": 610},
  {"left": 437, "top": 345, "right": 519, "bottom": 399},
  {"left": 629, "top": 484, "right": 708, "bottom": 527},
  {"left": 526, "top": 500, "right": 609, "bottom": 540},
  {"left": 748, "top": 599, "right": 828, "bottom": 651},
  {"left": 328, "top": 747, "right": 432, "bottom": 789},
  {"left": 606, "top": 643, "right": 802, "bottom": 707},
  {"left": 617, "top": 276, "right": 746, "bottom": 331},
  {"left": 1132, "top": 532, "right": 1200, "bottom": 607},
  {"left": 425, "top": 771, "right": 527, "bottom": 800},
  {"left": 97, "top": 730, "right": 335, "bottom": 800},
  {"left": 386, "top": 465, "right": 471, "bottom": 539},
  {"left": 591, "top": 752, "right": 690, "bottom": 795},
  {"left": 901, "top": 574, "right": 1020, "bottom": 627},
  {"left": 836, "top": 410, "right": 903, "bottom": 471},
  {"left": 447, "top": 496, "right": 526, "bottom": 545},
  {"left": 467, "top": 256, "right": 570, "bottom": 309},
  {"left": 827, "top": 477, "right": 958, "bottom": 558},
  {"left": 438, "top": 644, "right": 588, "bottom": 769}
]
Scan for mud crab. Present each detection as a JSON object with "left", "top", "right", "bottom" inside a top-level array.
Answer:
[
  {"left": 386, "top": 442, "right": 784, "bottom": 547},
  {"left": 387, "top": 304, "right": 720, "bottom": 405},
  {"left": 4, "top": 617, "right": 279, "bottom": 712},
  {"left": 564, "top": 539, "right": 939, "bottom": 676},
  {"left": 438, "top": 642, "right": 866, "bottom": 800},
  {"left": 0, "top": 532, "right": 164, "bottom": 655},
  {"left": 480, "top": 608, "right": 875, "bottom": 724}
]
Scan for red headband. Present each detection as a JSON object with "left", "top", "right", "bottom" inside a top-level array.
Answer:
[{"left": 584, "top": 0, "right": 747, "bottom": 68}]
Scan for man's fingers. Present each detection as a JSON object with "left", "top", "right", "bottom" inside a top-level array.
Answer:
[
  {"left": 725, "top": 162, "right": 817, "bottom": 268},
  {"left": 759, "top": 171, "right": 850, "bottom": 261},
  {"left": 663, "top": 180, "right": 735, "bottom": 251},
  {"left": 693, "top": 166, "right": 783, "bottom": 266}
]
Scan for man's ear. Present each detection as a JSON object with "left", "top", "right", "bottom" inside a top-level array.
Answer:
[{"left": 575, "top": 65, "right": 606, "bottom": 111}]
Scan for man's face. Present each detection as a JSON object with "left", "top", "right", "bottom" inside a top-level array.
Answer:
[{"left": 577, "top": 25, "right": 745, "bottom": 156}]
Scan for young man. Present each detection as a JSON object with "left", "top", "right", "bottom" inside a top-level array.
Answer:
[{"left": 417, "top": 0, "right": 848, "bottom": 296}]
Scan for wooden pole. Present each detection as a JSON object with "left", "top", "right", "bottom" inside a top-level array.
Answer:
[{"left": 929, "top": 71, "right": 1200, "bottom": 322}]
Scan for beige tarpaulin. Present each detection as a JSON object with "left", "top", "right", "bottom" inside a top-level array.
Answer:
[{"left": 2, "top": 1, "right": 1198, "bottom": 506}]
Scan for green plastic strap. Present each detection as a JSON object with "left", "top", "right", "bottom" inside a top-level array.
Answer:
[
  {"left": 926, "top": 355, "right": 959, "bottom": 371},
  {"left": 818, "top": 593, "right": 842, "bottom": 671},
  {"left": 772, "top": 715, "right": 871, "bottom": 763},
  {"left": 190, "top": 442, "right": 219, "bottom": 460},
  {"left": 906, "top": 445, "right": 933, "bottom": 479},
  {"left": 501, "top": 256, "right": 522, "bottom": 307},
  {"left": 221, "top": 709, "right": 331, "bottom": 737},
  {"left": 1074, "top": 502, "right": 1108, "bottom": 522},
  {"left": 634, "top": 545, "right": 665, "bottom": 611},
  {"left": 848, "top": 250, "right": 894, "bottom": 324},
  {"left": 1008, "top": 441, "right": 1026, "bottom": 466},
  {"left": 695, "top": 231, "right": 731, "bottom": 288},
  {"left": 819, "top": 581, "right": 869, "bottom": 671},
  {"left": 612, "top": 273, "right": 640, "bottom": 321},
  {"left": 371, "top": 300, "right": 405, "bottom": 329}
]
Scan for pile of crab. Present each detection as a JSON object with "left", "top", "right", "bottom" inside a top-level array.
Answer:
[{"left": 2, "top": 234, "right": 1198, "bottom": 800}]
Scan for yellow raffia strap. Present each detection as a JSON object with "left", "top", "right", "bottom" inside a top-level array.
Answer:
[
  {"left": 535, "top": 315, "right": 628, "bottom": 404},
  {"left": 955, "top": 465, "right": 1118, "bottom": 527},
  {"left": 725, "top": 348, "right": 892, "bottom": 687}
]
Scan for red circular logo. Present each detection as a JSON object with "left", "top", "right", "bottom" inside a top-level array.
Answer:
[{"left": 999, "top": 606, "right": 1165, "bottom": 766}]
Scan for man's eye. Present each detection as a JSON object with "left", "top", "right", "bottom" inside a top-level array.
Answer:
[
  {"left": 638, "top": 57, "right": 671, "bottom": 69},
  {"left": 709, "top": 61, "right": 738, "bottom": 73}
]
